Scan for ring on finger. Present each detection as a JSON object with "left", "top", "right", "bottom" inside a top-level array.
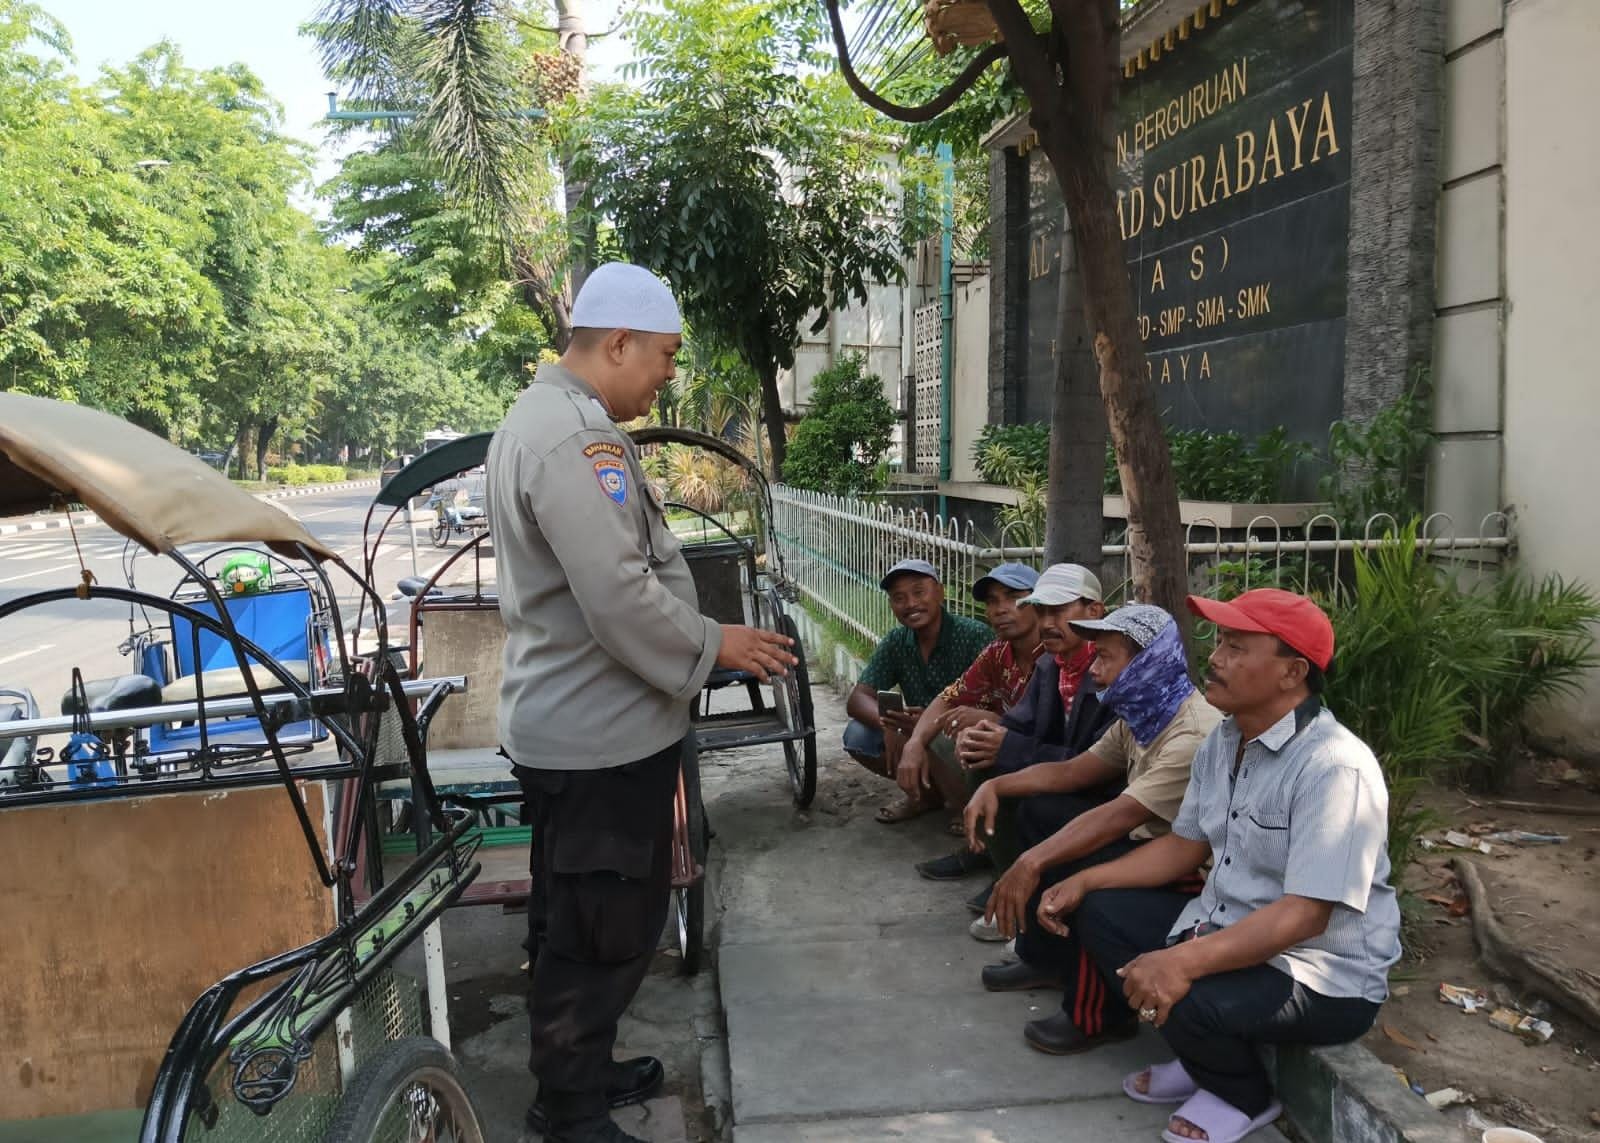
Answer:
[{"left": 1139, "top": 1007, "right": 1157, "bottom": 1021}]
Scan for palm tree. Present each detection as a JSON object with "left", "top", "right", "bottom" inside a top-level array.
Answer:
[{"left": 310, "top": 0, "right": 590, "bottom": 347}]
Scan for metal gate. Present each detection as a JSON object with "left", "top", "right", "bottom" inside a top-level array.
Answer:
[{"left": 912, "top": 302, "right": 942, "bottom": 475}]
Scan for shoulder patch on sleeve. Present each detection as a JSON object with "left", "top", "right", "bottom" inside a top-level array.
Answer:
[
  {"left": 593, "top": 457, "right": 629, "bottom": 505},
  {"left": 582, "top": 441, "right": 626, "bottom": 459}
]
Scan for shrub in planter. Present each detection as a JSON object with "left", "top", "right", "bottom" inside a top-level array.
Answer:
[{"left": 784, "top": 354, "right": 895, "bottom": 497}]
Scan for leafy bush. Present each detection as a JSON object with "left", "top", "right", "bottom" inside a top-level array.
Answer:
[
  {"left": 784, "top": 354, "right": 896, "bottom": 497},
  {"left": 976, "top": 422, "right": 1309, "bottom": 503},
  {"left": 265, "top": 464, "right": 352, "bottom": 486},
  {"left": 1319, "top": 379, "right": 1433, "bottom": 528},
  {"left": 973, "top": 422, "right": 1050, "bottom": 485},
  {"left": 1321, "top": 522, "right": 1600, "bottom": 865}
]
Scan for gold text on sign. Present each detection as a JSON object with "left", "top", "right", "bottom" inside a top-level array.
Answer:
[
  {"left": 1117, "top": 57, "right": 1250, "bottom": 164},
  {"left": 1117, "top": 90, "right": 1341, "bottom": 240}
]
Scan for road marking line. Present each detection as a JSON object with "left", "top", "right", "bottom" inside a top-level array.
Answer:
[
  {"left": 0, "top": 563, "right": 76, "bottom": 584},
  {"left": 0, "top": 543, "right": 63, "bottom": 559},
  {"left": 296, "top": 507, "right": 343, "bottom": 519},
  {"left": 0, "top": 643, "right": 54, "bottom": 667}
]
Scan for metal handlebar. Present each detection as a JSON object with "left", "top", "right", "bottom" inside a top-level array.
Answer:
[{"left": 0, "top": 675, "right": 467, "bottom": 742}]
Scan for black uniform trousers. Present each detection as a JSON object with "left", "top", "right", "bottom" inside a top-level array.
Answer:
[
  {"left": 1074, "top": 887, "right": 1380, "bottom": 1117},
  {"left": 515, "top": 738, "right": 683, "bottom": 1124},
  {"left": 1009, "top": 791, "right": 1143, "bottom": 1038}
]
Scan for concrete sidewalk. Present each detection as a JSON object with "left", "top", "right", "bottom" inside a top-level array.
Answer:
[{"left": 705, "top": 687, "right": 1288, "bottom": 1143}]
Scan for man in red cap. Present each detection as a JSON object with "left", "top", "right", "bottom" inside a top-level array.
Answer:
[{"left": 1033, "top": 589, "right": 1400, "bottom": 1143}]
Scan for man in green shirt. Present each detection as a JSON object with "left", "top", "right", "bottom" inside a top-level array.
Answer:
[{"left": 844, "top": 559, "right": 993, "bottom": 824}]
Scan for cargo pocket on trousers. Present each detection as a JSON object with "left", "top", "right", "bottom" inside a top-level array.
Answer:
[{"left": 548, "top": 828, "right": 660, "bottom": 965}]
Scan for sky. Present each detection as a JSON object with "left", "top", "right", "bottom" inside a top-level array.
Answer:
[{"left": 44, "top": 0, "right": 634, "bottom": 202}]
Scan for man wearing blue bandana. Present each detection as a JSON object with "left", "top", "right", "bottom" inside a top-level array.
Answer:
[{"left": 966, "top": 604, "right": 1220, "bottom": 1055}]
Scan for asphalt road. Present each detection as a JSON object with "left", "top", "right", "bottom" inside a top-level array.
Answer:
[{"left": 0, "top": 486, "right": 452, "bottom": 724}]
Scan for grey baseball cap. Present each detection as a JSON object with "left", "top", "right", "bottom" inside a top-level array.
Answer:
[
  {"left": 880, "top": 558, "right": 940, "bottom": 590},
  {"left": 1019, "top": 563, "right": 1104, "bottom": 606},
  {"left": 971, "top": 561, "right": 1040, "bottom": 599},
  {"left": 1068, "top": 603, "right": 1174, "bottom": 649}
]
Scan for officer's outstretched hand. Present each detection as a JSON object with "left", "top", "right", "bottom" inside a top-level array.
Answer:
[{"left": 717, "top": 625, "right": 797, "bottom": 683}]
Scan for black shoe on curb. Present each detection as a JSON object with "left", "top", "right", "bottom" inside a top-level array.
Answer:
[
  {"left": 964, "top": 883, "right": 993, "bottom": 916},
  {"left": 1022, "top": 1010, "right": 1139, "bottom": 1055},
  {"left": 980, "top": 958, "right": 1062, "bottom": 992},
  {"left": 525, "top": 1057, "right": 664, "bottom": 1134},
  {"left": 537, "top": 1115, "right": 648, "bottom": 1143},
  {"left": 916, "top": 848, "right": 990, "bottom": 881}
]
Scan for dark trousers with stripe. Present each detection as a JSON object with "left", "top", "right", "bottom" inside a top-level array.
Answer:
[
  {"left": 1011, "top": 793, "right": 1146, "bottom": 1038},
  {"left": 1074, "top": 888, "right": 1380, "bottom": 1116}
]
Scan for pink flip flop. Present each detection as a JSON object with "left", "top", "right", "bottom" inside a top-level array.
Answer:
[
  {"left": 1161, "top": 1090, "right": 1282, "bottom": 1143},
  {"left": 1122, "top": 1059, "right": 1197, "bottom": 1105}
]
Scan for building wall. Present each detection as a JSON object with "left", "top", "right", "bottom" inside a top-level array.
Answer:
[
  {"left": 949, "top": 274, "right": 991, "bottom": 483},
  {"left": 782, "top": 281, "right": 907, "bottom": 413},
  {"left": 1426, "top": 0, "right": 1507, "bottom": 530},
  {"left": 1501, "top": 0, "right": 1600, "bottom": 756}
]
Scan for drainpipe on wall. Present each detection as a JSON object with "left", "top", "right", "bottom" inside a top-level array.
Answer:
[{"left": 938, "top": 142, "right": 955, "bottom": 517}]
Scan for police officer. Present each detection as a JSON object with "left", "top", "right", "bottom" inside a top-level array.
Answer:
[{"left": 486, "top": 263, "right": 795, "bottom": 1143}]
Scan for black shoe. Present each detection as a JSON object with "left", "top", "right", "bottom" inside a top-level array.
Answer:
[
  {"left": 525, "top": 1058, "right": 664, "bottom": 1134},
  {"left": 1022, "top": 1010, "right": 1139, "bottom": 1055},
  {"left": 916, "top": 848, "right": 990, "bottom": 881},
  {"left": 981, "top": 958, "right": 1061, "bottom": 992},
  {"left": 964, "top": 883, "right": 993, "bottom": 916},
  {"left": 539, "top": 1115, "right": 648, "bottom": 1143}
]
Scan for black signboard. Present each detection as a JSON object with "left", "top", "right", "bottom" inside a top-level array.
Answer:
[{"left": 1012, "top": 0, "right": 1354, "bottom": 448}]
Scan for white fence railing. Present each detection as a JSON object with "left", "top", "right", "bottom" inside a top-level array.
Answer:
[{"left": 769, "top": 485, "right": 1514, "bottom": 644}]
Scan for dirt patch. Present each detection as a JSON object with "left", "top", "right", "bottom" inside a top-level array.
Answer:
[{"left": 1363, "top": 767, "right": 1600, "bottom": 1142}]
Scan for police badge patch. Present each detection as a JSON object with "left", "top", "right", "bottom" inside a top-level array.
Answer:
[{"left": 593, "top": 458, "right": 628, "bottom": 505}]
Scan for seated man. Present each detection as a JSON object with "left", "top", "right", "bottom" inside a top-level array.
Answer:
[
  {"left": 935, "top": 564, "right": 1119, "bottom": 933},
  {"left": 843, "top": 558, "right": 993, "bottom": 824},
  {"left": 967, "top": 604, "right": 1221, "bottom": 1058},
  {"left": 1039, "top": 589, "right": 1399, "bottom": 1143},
  {"left": 895, "top": 563, "right": 1044, "bottom": 880}
]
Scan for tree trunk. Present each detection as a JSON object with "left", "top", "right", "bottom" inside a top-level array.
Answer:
[
  {"left": 990, "top": 0, "right": 1188, "bottom": 627},
  {"left": 1044, "top": 221, "right": 1108, "bottom": 568},
  {"left": 255, "top": 415, "right": 279, "bottom": 482},
  {"left": 514, "top": 248, "right": 574, "bottom": 354},
  {"left": 554, "top": 0, "right": 595, "bottom": 297},
  {"left": 231, "top": 420, "right": 254, "bottom": 480},
  {"left": 756, "top": 361, "right": 788, "bottom": 479}
]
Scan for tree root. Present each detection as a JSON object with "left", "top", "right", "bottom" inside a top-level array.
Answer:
[{"left": 1453, "top": 857, "right": 1600, "bottom": 1033}]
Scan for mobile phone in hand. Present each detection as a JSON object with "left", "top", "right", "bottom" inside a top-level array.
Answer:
[{"left": 876, "top": 689, "right": 905, "bottom": 716}]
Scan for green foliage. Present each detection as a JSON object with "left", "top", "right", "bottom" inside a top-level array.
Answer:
[
  {"left": 783, "top": 355, "right": 895, "bottom": 496},
  {"left": 1206, "top": 554, "right": 1315, "bottom": 602},
  {"left": 1464, "top": 572, "right": 1600, "bottom": 788},
  {"left": 1160, "top": 427, "right": 1311, "bottom": 503},
  {"left": 973, "top": 422, "right": 1051, "bottom": 484},
  {"left": 975, "top": 422, "right": 1309, "bottom": 502},
  {"left": 1320, "top": 380, "right": 1434, "bottom": 528},
  {"left": 1321, "top": 523, "right": 1600, "bottom": 866},
  {"left": 265, "top": 463, "right": 351, "bottom": 485},
  {"left": 570, "top": 0, "right": 915, "bottom": 467},
  {"left": 0, "top": 10, "right": 507, "bottom": 474}
]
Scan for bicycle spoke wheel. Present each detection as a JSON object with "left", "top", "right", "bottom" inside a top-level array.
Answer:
[
  {"left": 324, "top": 1037, "right": 485, "bottom": 1143},
  {"left": 778, "top": 615, "right": 817, "bottom": 807},
  {"left": 675, "top": 735, "right": 707, "bottom": 975}
]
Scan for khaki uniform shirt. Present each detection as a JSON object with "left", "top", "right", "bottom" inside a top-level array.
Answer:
[
  {"left": 1088, "top": 690, "right": 1222, "bottom": 840},
  {"left": 486, "top": 363, "right": 722, "bottom": 769}
]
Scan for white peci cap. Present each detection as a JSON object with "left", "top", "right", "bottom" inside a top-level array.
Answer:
[{"left": 570, "top": 262, "right": 683, "bottom": 335}]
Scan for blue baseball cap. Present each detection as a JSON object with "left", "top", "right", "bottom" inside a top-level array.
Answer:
[
  {"left": 971, "top": 562, "right": 1040, "bottom": 600},
  {"left": 880, "top": 558, "right": 939, "bottom": 590}
]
